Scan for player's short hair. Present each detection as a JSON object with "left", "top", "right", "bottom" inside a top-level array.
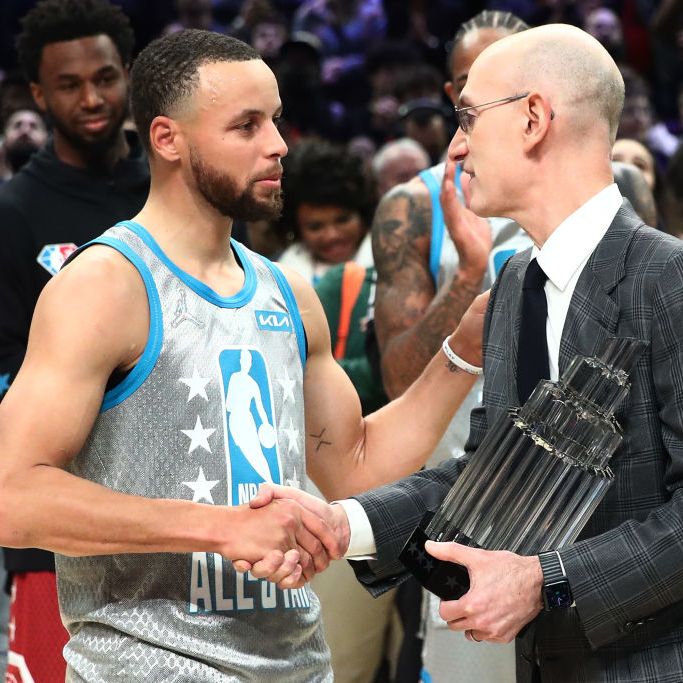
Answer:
[{"left": 130, "top": 29, "right": 260, "bottom": 153}]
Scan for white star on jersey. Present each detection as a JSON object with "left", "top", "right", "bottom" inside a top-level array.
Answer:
[
  {"left": 283, "top": 418, "right": 300, "bottom": 454},
  {"left": 181, "top": 415, "right": 216, "bottom": 453},
  {"left": 182, "top": 467, "right": 219, "bottom": 503},
  {"left": 276, "top": 367, "right": 296, "bottom": 404},
  {"left": 179, "top": 366, "right": 211, "bottom": 402},
  {"left": 285, "top": 466, "right": 301, "bottom": 489}
]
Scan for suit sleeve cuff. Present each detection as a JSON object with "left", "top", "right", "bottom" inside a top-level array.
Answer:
[{"left": 333, "top": 499, "right": 377, "bottom": 560}]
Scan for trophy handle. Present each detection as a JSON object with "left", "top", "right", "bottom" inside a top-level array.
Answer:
[{"left": 399, "top": 510, "right": 473, "bottom": 600}]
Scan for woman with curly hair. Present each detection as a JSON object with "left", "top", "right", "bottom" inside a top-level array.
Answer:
[{"left": 277, "top": 139, "right": 375, "bottom": 284}]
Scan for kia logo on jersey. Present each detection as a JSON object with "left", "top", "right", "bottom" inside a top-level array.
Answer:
[{"left": 254, "top": 309, "right": 292, "bottom": 332}]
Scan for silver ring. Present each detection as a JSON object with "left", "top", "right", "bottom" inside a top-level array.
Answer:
[{"left": 467, "top": 629, "right": 481, "bottom": 642}]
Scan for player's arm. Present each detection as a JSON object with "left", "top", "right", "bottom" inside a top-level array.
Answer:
[
  {"left": 0, "top": 247, "right": 339, "bottom": 574},
  {"left": 282, "top": 265, "right": 486, "bottom": 501},
  {"left": 373, "top": 161, "right": 490, "bottom": 398}
]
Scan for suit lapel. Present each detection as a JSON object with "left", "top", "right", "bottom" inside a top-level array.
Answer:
[{"left": 558, "top": 203, "right": 644, "bottom": 373}]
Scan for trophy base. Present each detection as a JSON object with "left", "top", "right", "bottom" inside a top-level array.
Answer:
[{"left": 399, "top": 511, "right": 476, "bottom": 600}]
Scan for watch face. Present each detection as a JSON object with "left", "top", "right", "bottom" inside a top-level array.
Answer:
[{"left": 545, "top": 582, "right": 573, "bottom": 609}]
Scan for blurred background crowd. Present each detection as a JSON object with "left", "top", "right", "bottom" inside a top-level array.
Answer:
[
  {"left": 0, "top": 0, "right": 682, "bottom": 243},
  {"left": 0, "top": 1, "right": 682, "bottom": 681}
]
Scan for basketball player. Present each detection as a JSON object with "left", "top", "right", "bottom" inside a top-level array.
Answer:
[{"left": 0, "top": 30, "right": 486, "bottom": 679}]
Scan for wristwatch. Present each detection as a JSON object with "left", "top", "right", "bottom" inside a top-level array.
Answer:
[{"left": 538, "top": 550, "right": 573, "bottom": 611}]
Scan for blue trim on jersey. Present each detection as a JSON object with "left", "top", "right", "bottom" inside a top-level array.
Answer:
[
  {"left": 420, "top": 668, "right": 433, "bottom": 683},
  {"left": 117, "top": 220, "right": 257, "bottom": 308},
  {"left": 420, "top": 166, "right": 462, "bottom": 285},
  {"left": 419, "top": 169, "right": 444, "bottom": 285},
  {"left": 73, "top": 236, "right": 164, "bottom": 412},
  {"left": 260, "top": 257, "right": 307, "bottom": 368}
]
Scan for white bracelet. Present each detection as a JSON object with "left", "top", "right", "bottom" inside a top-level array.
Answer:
[{"left": 442, "top": 336, "right": 483, "bottom": 375}]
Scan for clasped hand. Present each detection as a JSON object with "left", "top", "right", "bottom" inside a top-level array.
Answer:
[
  {"left": 231, "top": 484, "right": 350, "bottom": 589},
  {"left": 425, "top": 540, "right": 544, "bottom": 643}
]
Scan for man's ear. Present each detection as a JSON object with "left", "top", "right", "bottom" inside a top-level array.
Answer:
[
  {"left": 29, "top": 82, "right": 46, "bottom": 112},
  {"left": 149, "top": 115, "right": 183, "bottom": 162},
  {"left": 522, "top": 92, "right": 554, "bottom": 152}
]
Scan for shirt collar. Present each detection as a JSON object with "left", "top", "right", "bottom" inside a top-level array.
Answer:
[{"left": 533, "top": 184, "right": 622, "bottom": 291}]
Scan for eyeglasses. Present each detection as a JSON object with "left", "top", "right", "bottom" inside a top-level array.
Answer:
[{"left": 453, "top": 92, "right": 530, "bottom": 134}]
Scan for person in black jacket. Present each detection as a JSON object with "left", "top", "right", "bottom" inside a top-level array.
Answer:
[{"left": 0, "top": 1, "right": 149, "bottom": 679}]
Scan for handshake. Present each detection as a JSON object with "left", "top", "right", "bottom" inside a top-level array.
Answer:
[
  {"left": 229, "top": 484, "right": 351, "bottom": 589},
  {"left": 225, "top": 483, "right": 545, "bottom": 645}
]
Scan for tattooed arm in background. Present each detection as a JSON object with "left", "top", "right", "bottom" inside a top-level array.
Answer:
[
  {"left": 374, "top": 159, "right": 491, "bottom": 398},
  {"left": 277, "top": 262, "right": 489, "bottom": 502}
]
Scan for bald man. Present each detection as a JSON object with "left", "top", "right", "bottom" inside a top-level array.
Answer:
[{"left": 254, "top": 23, "right": 683, "bottom": 682}]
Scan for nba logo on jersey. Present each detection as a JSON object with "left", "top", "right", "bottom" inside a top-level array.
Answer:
[
  {"left": 219, "top": 347, "right": 282, "bottom": 506},
  {"left": 36, "top": 242, "right": 78, "bottom": 276}
]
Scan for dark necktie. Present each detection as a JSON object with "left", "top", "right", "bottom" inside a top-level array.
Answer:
[{"left": 517, "top": 258, "right": 550, "bottom": 404}]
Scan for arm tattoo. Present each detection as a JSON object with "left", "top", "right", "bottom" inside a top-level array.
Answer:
[
  {"left": 372, "top": 188, "right": 431, "bottom": 280},
  {"left": 445, "top": 359, "right": 465, "bottom": 374},
  {"left": 310, "top": 427, "right": 332, "bottom": 452},
  {"left": 373, "top": 185, "right": 484, "bottom": 395}
]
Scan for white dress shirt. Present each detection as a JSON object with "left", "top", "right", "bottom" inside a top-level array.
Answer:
[
  {"left": 535, "top": 183, "right": 623, "bottom": 381},
  {"left": 342, "top": 183, "right": 624, "bottom": 558}
]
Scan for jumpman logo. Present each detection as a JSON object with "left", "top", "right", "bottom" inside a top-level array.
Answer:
[
  {"left": 172, "top": 288, "right": 204, "bottom": 329},
  {"left": 224, "top": 349, "right": 275, "bottom": 482}
]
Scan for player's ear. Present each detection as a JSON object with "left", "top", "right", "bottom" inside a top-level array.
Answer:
[{"left": 149, "top": 115, "right": 183, "bottom": 162}]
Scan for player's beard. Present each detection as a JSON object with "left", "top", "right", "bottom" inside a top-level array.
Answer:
[{"left": 189, "top": 145, "right": 283, "bottom": 222}]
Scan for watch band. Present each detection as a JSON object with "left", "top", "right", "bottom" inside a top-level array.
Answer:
[
  {"left": 538, "top": 550, "right": 566, "bottom": 583},
  {"left": 538, "top": 550, "right": 573, "bottom": 610}
]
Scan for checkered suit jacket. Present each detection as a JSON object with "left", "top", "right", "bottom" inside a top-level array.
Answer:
[{"left": 353, "top": 203, "right": 683, "bottom": 681}]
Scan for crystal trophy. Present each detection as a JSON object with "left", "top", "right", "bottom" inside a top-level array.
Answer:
[{"left": 399, "top": 337, "right": 646, "bottom": 600}]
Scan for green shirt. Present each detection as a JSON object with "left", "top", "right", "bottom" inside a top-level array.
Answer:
[{"left": 315, "top": 263, "right": 388, "bottom": 414}]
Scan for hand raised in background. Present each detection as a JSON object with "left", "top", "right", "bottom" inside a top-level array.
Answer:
[{"left": 440, "top": 158, "right": 492, "bottom": 282}]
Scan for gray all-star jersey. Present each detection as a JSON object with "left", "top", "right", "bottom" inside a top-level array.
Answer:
[{"left": 55, "top": 221, "right": 331, "bottom": 682}]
